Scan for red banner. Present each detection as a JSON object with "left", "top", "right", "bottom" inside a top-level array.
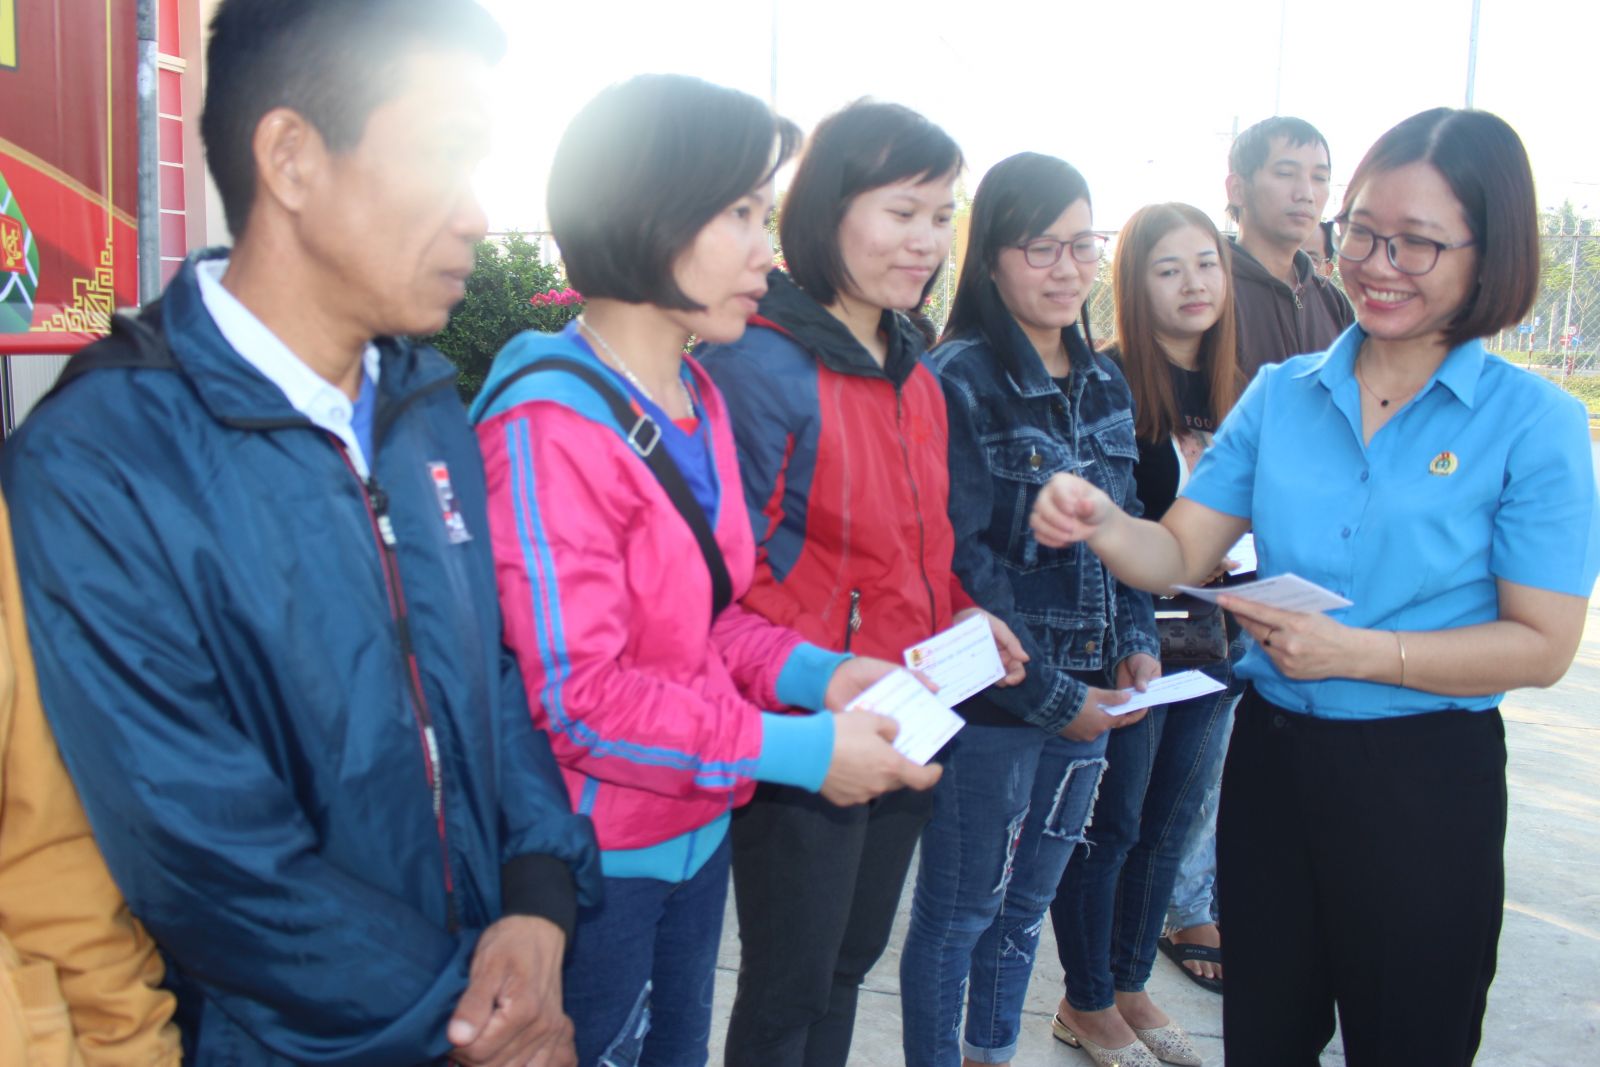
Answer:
[{"left": 0, "top": 0, "right": 139, "bottom": 355}]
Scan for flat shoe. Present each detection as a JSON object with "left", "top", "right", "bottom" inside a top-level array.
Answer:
[
  {"left": 1050, "top": 1013, "right": 1162, "bottom": 1067},
  {"left": 1134, "top": 1022, "right": 1203, "bottom": 1066},
  {"left": 1157, "top": 934, "right": 1223, "bottom": 994}
]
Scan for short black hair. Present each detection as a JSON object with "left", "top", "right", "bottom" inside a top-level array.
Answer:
[
  {"left": 548, "top": 74, "right": 800, "bottom": 311},
  {"left": 1337, "top": 108, "right": 1538, "bottom": 346},
  {"left": 780, "top": 101, "right": 963, "bottom": 306},
  {"left": 202, "top": 0, "right": 505, "bottom": 238},
  {"left": 943, "top": 152, "right": 1092, "bottom": 349},
  {"left": 1226, "top": 115, "right": 1331, "bottom": 222}
]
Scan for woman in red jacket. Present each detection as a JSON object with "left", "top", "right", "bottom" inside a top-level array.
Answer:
[{"left": 699, "top": 101, "right": 1024, "bottom": 1067}]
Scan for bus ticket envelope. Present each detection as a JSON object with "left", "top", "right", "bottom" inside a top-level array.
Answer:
[
  {"left": 1102, "top": 670, "right": 1227, "bottom": 716},
  {"left": 1176, "top": 573, "right": 1352, "bottom": 614},
  {"left": 845, "top": 668, "right": 964, "bottom": 765},
  {"left": 903, "top": 612, "right": 1006, "bottom": 708}
]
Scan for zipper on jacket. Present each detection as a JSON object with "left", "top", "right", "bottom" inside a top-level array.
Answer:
[
  {"left": 334, "top": 440, "right": 463, "bottom": 933},
  {"left": 894, "top": 388, "right": 939, "bottom": 630},
  {"left": 845, "top": 589, "right": 862, "bottom": 651}
]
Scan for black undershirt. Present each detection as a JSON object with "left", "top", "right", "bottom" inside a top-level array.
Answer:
[{"left": 1133, "top": 363, "right": 1214, "bottom": 521}]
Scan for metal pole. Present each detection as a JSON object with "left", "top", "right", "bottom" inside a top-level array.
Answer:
[
  {"left": 136, "top": 0, "right": 162, "bottom": 304},
  {"left": 1465, "top": 0, "right": 1482, "bottom": 108},
  {"left": 769, "top": 0, "right": 779, "bottom": 111},
  {"left": 1273, "top": 0, "right": 1287, "bottom": 113},
  {"left": 1563, "top": 235, "right": 1579, "bottom": 385}
]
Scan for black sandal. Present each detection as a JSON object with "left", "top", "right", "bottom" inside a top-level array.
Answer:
[{"left": 1157, "top": 934, "right": 1223, "bottom": 994}]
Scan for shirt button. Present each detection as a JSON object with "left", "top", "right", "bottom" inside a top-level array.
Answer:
[
  {"left": 1029, "top": 452, "right": 1043, "bottom": 468},
  {"left": 1360, "top": 469, "right": 1370, "bottom": 482},
  {"left": 1084, "top": 640, "right": 1097, "bottom": 653},
  {"left": 1341, "top": 527, "right": 1352, "bottom": 538}
]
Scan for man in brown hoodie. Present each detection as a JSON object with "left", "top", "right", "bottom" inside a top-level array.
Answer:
[
  {"left": 0, "top": 493, "right": 181, "bottom": 1067},
  {"left": 1224, "top": 116, "right": 1354, "bottom": 379}
]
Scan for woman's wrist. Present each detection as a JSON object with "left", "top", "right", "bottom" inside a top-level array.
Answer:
[{"left": 1355, "top": 626, "right": 1404, "bottom": 684}]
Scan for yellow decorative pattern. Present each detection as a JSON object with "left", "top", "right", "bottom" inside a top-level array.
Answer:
[
  {"left": 1, "top": 0, "right": 16, "bottom": 70},
  {"left": 31, "top": 237, "right": 116, "bottom": 336}
]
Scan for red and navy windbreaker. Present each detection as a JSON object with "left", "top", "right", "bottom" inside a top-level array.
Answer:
[{"left": 698, "top": 270, "right": 974, "bottom": 665}]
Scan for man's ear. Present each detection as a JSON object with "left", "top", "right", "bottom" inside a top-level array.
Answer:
[
  {"left": 1224, "top": 172, "right": 1248, "bottom": 218},
  {"left": 251, "top": 107, "right": 326, "bottom": 218}
]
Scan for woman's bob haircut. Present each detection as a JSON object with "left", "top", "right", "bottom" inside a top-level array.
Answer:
[
  {"left": 1337, "top": 107, "right": 1539, "bottom": 347},
  {"left": 780, "top": 100, "right": 963, "bottom": 306},
  {"left": 942, "top": 152, "right": 1092, "bottom": 350},
  {"left": 548, "top": 74, "right": 800, "bottom": 310}
]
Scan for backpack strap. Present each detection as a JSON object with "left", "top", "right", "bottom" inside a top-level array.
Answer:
[{"left": 478, "top": 357, "right": 734, "bottom": 619}]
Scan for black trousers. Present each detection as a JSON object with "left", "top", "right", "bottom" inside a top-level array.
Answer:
[
  {"left": 1217, "top": 687, "right": 1507, "bottom": 1067},
  {"left": 723, "top": 782, "right": 932, "bottom": 1067}
]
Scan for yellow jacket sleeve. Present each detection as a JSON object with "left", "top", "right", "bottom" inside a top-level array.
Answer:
[{"left": 0, "top": 493, "right": 181, "bottom": 1067}]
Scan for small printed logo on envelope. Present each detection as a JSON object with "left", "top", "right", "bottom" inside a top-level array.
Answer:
[{"left": 1428, "top": 451, "right": 1459, "bottom": 476}]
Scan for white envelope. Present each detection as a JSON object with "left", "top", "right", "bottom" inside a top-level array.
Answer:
[
  {"left": 845, "top": 668, "right": 964, "bottom": 765},
  {"left": 1176, "top": 573, "right": 1351, "bottom": 613},
  {"left": 902, "top": 612, "right": 1005, "bottom": 708}
]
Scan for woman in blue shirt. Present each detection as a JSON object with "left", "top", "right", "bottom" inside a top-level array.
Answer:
[{"left": 1031, "top": 108, "right": 1600, "bottom": 1067}]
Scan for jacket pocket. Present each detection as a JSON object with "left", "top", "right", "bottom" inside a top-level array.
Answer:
[
  {"left": 984, "top": 434, "right": 1077, "bottom": 570},
  {"left": 0, "top": 957, "right": 84, "bottom": 1067},
  {"left": 1090, "top": 414, "right": 1141, "bottom": 511},
  {"left": 1016, "top": 609, "right": 1109, "bottom": 672}
]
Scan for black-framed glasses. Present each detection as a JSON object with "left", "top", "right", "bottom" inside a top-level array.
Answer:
[
  {"left": 1016, "top": 234, "right": 1107, "bottom": 268},
  {"left": 1331, "top": 218, "right": 1474, "bottom": 276}
]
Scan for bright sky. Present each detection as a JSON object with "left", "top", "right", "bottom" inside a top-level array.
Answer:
[{"left": 476, "top": 0, "right": 1598, "bottom": 236}]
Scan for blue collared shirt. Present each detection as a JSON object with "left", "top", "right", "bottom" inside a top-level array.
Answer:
[
  {"left": 1185, "top": 326, "right": 1600, "bottom": 719},
  {"left": 194, "top": 258, "right": 382, "bottom": 476}
]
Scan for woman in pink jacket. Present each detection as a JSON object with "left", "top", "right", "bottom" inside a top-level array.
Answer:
[{"left": 470, "top": 75, "right": 940, "bottom": 1067}]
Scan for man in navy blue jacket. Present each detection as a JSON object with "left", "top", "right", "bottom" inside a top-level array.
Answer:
[{"left": 0, "top": 2, "right": 599, "bottom": 1065}]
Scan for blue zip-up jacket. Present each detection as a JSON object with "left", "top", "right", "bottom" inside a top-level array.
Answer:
[
  {"left": 928, "top": 320, "right": 1159, "bottom": 732},
  {"left": 0, "top": 255, "right": 601, "bottom": 1066}
]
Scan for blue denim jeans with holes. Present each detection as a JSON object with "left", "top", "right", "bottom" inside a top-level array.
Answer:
[
  {"left": 562, "top": 835, "right": 731, "bottom": 1067},
  {"left": 1052, "top": 666, "right": 1236, "bottom": 1012},
  {"left": 900, "top": 724, "right": 1108, "bottom": 1066}
]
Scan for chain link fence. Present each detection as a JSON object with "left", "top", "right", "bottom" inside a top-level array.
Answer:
[{"left": 1488, "top": 234, "right": 1600, "bottom": 416}]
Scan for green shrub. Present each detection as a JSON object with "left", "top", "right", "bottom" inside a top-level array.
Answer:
[{"left": 427, "top": 232, "right": 582, "bottom": 401}]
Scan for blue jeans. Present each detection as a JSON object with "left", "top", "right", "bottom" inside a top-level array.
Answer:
[
  {"left": 901, "top": 725, "right": 1108, "bottom": 1066},
  {"left": 1163, "top": 698, "right": 1233, "bottom": 930},
  {"left": 1166, "top": 635, "right": 1249, "bottom": 932},
  {"left": 1052, "top": 670, "right": 1235, "bottom": 1011},
  {"left": 563, "top": 835, "right": 731, "bottom": 1067}
]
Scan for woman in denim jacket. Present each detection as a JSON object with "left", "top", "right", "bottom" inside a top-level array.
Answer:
[{"left": 903, "top": 152, "right": 1159, "bottom": 1067}]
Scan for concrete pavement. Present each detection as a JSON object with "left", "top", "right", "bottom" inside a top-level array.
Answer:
[{"left": 707, "top": 588, "right": 1600, "bottom": 1066}]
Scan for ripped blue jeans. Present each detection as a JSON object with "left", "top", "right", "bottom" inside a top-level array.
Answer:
[
  {"left": 1052, "top": 672, "right": 1236, "bottom": 1012},
  {"left": 900, "top": 725, "right": 1108, "bottom": 1066},
  {"left": 563, "top": 834, "right": 731, "bottom": 1067}
]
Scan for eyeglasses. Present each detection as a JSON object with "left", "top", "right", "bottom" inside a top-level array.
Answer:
[
  {"left": 1015, "top": 234, "right": 1107, "bottom": 269},
  {"left": 1331, "top": 218, "right": 1474, "bottom": 276}
]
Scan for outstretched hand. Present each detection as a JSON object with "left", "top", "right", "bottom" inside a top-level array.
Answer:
[{"left": 1030, "top": 473, "right": 1118, "bottom": 548}]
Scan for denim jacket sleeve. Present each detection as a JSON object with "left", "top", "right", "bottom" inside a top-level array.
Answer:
[{"left": 938, "top": 370, "right": 1088, "bottom": 733}]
